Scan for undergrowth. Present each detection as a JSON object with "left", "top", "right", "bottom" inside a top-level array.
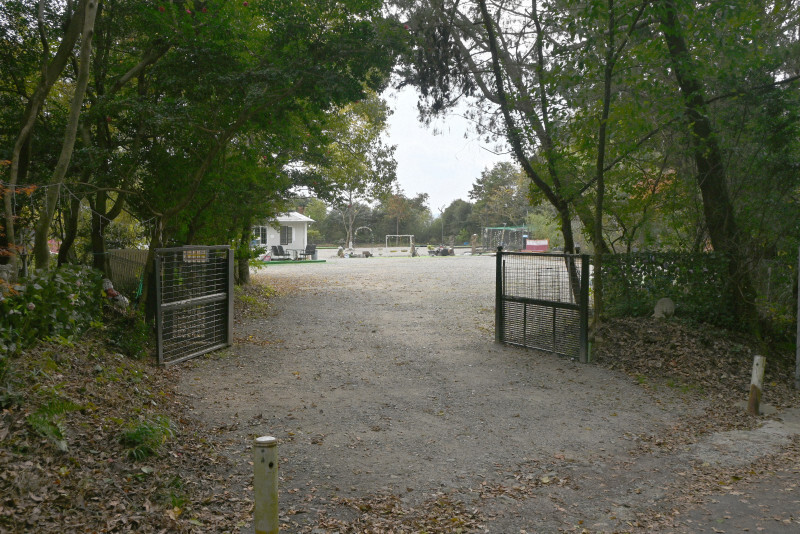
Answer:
[
  {"left": 0, "top": 265, "right": 103, "bottom": 354},
  {"left": 26, "top": 394, "right": 82, "bottom": 452},
  {"left": 120, "top": 415, "right": 177, "bottom": 461},
  {"left": 0, "top": 317, "right": 247, "bottom": 531},
  {"left": 234, "top": 281, "right": 277, "bottom": 318}
]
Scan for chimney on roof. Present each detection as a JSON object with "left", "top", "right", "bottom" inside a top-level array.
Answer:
[{"left": 296, "top": 206, "right": 305, "bottom": 214}]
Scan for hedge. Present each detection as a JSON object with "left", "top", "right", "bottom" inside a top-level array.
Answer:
[{"left": 602, "top": 252, "right": 737, "bottom": 328}]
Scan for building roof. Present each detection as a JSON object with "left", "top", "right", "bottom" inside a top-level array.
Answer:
[{"left": 275, "top": 211, "right": 315, "bottom": 223}]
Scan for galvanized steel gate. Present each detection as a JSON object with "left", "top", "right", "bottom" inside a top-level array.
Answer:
[
  {"left": 495, "top": 249, "right": 591, "bottom": 362},
  {"left": 154, "top": 246, "right": 234, "bottom": 365}
]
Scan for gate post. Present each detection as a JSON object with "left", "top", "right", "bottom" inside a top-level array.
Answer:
[
  {"left": 154, "top": 252, "right": 165, "bottom": 365},
  {"left": 227, "top": 247, "right": 235, "bottom": 347},
  {"left": 579, "top": 254, "right": 590, "bottom": 363},
  {"left": 495, "top": 246, "right": 503, "bottom": 344}
]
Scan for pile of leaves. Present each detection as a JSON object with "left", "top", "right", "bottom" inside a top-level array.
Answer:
[
  {"left": 299, "top": 493, "right": 484, "bottom": 534},
  {"left": 593, "top": 317, "right": 799, "bottom": 433},
  {"left": 233, "top": 282, "right": 278, "bottom": 321},
  {"left": 0, "top": 321, "right": 250, "bottom": 533}
]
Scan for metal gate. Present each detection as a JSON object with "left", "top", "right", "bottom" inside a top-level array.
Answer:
[
  {"left": 154, "top": 246, "right": 234, "bottom": 365},
  {"left": 495, "top": 248, "right": 590, "bottom": 362}
]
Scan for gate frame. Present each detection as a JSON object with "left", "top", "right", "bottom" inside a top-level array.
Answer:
[
  {"left": 495, "top": 247, "right": 590, "bottom": 362},
  {"left": 154, "top": 245, "right": 234, "bottom": 366}
]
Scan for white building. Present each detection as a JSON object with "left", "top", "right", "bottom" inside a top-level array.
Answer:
[{"left": 252, "top": 211, "right": 315, "bottom": 255}]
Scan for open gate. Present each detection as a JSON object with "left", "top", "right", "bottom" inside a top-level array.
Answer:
[
  {"left": 154, "top": 246, "right": 234, "bottom": 365},
  {"left": 495, "top": 248, "right": 590, "bottom": 362}
]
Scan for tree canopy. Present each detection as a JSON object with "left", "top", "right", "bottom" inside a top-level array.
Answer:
[
  {"left": 395, "top": 0, "right": 800, "bottom": 327},
  {"left": 1, "top": 0, "right": 407, "bottom": 279}
]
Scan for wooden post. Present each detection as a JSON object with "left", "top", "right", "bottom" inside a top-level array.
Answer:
[
  {"left": 747, "top": 355, "right": 766, "bottom": 416},
  {"left": 254, "top": 436, "right": 278, "bottom": 534}
]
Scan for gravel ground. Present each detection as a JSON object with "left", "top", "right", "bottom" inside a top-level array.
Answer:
[{"left": 177, "top": 253, "right": 800, "bottom": 532}]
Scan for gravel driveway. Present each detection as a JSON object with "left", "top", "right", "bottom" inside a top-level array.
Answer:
[{"left": 178, "top": 253, "right": 799, "bottom": 532}]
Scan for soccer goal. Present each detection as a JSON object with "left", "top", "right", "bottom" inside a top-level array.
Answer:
[{"left": 384, "top": 235, "right": 416, "bottom": 256}]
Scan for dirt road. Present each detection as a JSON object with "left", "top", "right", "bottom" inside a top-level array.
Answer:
[{"left": 178, "top": 254, "right": 799, "bottom": 532}]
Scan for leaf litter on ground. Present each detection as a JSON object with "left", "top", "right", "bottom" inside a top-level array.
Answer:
[{"left": 3, "top": 289, "right": 799, "bottom": 533}]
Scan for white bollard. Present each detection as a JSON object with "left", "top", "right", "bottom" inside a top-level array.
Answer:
[
  {"left": 747, "top": 355, "right": 766, "bottom": 416},
  {"left": 253, "top": 436, "right": 278, "bottom": 534}
]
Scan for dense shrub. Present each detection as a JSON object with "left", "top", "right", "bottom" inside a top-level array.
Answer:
[
  {"left": 106, "top": 312, "right": 152, "bottom": 359},
  {"left": 602, "top": 252, "right": 737, "bottom": 328},
  {"left": 0, "top": 265, "right": 103, "bottom": 354}
]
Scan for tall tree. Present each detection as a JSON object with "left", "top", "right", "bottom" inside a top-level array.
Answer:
[
  {"left": 468, "top": 162, "right": 528, "bottom": 228},
  {"left": 654, "top": 0, "right": 800, "bottom": 327},
  {"left": 385, "top": 187, "right": 412, "bottom": 235},
  {"left": 396, "top": 0, "right": 800, "bottom": 328},
  {"left": 2, "top": 0, "right": 88, "bottom": 269},
  {"left": 32, "top": 0, "right": 99, "bottom": 268},
  {"left": 320, "top": 95, "right": 398, "bottom": 249}
]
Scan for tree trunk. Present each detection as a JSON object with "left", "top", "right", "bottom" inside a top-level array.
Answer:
[
  {"left": 33, "top": 0, "right": 99, "bottom": 269},
  {"left": 477, "top": 0, "right": 584, "bottom": 303},
  {"left": 139, "top": 220, "right": 164, "bottom": 322},
  {"left": 236, "top": 223, "right": 251, "bottom": 286},
  {"left": 57, "top": 195, "right": 82, "bottom": 266},
  {"left": 4, "top": 0, "right": 87, "bottom": 269},
  {"left": 89, "top": 192, "right": 109, "bottom": 274},
  {"left": 592, "top": 0, "right": 617, "bottom": 331},
  {"left": 659, "top": 0, "right": 756, "bottom": 328}
]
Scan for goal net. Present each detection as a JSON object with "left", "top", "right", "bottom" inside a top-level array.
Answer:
[{"left": 384, "top": 235, "right": 416, "bottom": 256}]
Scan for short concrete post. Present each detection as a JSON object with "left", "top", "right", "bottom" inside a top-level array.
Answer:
[
  {"left": 254, "top": 436, "right": 278, "bottom": 534},
  {"left": 747, "top": 355, "right": 766, "bottom": 416}
]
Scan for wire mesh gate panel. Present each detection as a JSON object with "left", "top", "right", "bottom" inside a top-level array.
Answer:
[
  {"left": 495, "top": 249, "right": 590, "bottom": 362},
  {"left": 154, "top": 246, "right": 234, "bottom": 365}
]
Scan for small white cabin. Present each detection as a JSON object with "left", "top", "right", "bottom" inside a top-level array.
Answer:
[{"left": 252, "top": 211, "right": 315, "bottom": 256}]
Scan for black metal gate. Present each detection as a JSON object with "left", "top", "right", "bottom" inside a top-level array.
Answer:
[
  {"left": 495, "top": 248, "right": 590, "bottom": 362},
  {"left": 154, "top": 246, "right": 234, "bottom": 365}
]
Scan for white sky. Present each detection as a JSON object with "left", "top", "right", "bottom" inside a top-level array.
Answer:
[{"left": 382, "top": 87, "right": 509, "bottom": 214}]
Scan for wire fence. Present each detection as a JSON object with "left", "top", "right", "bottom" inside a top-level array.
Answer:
[
  {"left": 104, "top": 249, "right": 149, "bottom": 301},
  {"left": 154, "top": 246, "right": 233, "bottom": 365},
  {"left": 496, "top": 250, "right": 590, "bottom": 361}
]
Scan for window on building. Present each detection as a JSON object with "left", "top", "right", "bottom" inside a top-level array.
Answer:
[
  {"left": 280, "top": 226, "right": 292, "bottom": 245},
  {"left": 257, "top": 227, "right": 268, "bottom": 245}
]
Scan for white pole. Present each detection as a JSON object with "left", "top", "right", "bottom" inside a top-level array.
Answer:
[
  {"left": 747, "top": 355, "right": 766, "bottom": 416},
  {"left": 254, "top": 436, "right": 278, "bottom": 534}
]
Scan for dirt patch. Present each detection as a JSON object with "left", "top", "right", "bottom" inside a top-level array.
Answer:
[{"left": 179, "top": 255, "right": 800, "bottom": 532}]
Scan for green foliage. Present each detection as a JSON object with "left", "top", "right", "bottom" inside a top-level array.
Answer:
[
  {"left": 107, "top": 312, "right": 152, "bottom": 360},
  {"left": 163, "top": 474, "right": 189, "bottom": 509},
  {"left": 526, "top": 208, "right": 564, "bottom": 249},
  {"left": 751, "top": 255, "right": 799, "bottom": 341},
  {"left": 320, "top": 93, "right": 399, "bottom": 247},
  {"left": 234, "top": 283, "right": 277, "bottom": 318},
  {"left": 441, "top": 199, "right": 477, "bottom": 242},
  {"left": 0, "top": 355, "right": 17, "bottom": 408},
  {"left": 120, "top": 415, "right": 176, "bottom": 461},
  {"left": 468, "top": 163, "right": 529, "bottom": 228},
  {"left": 26, "top": 395, "right": 82, "bottom": 452},
  {"left": 0, "top": 265, "right": 104, "bottom": 354},
  {"left": 602, "top": 252, "right": 736, "bottom": 328}
]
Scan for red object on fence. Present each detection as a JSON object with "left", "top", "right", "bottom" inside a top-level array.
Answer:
[{"left": 525, "top": 239, "right": 549, "bottom": 252}]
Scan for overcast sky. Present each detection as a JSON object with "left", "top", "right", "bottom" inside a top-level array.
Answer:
[{"left": 382, "top": 87, "right": 509, "bottom": 214}]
